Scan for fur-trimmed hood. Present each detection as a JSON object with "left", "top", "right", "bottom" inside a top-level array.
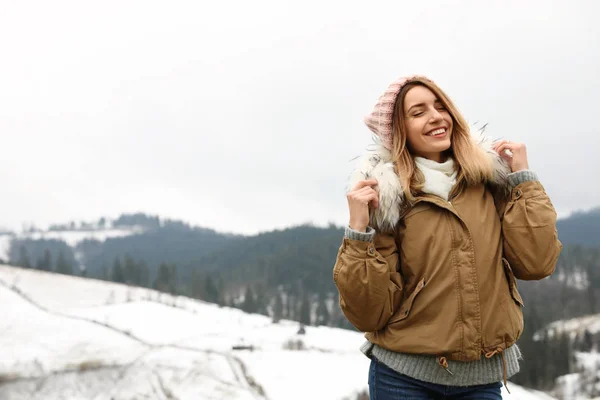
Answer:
[{"left": 347, "top": 131, "right": 512, "bottom": 232}]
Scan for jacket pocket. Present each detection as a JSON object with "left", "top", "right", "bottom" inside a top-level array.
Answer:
[
  {"left": 388, "top": 271, "right": 404, "bottom": 316},
  {"left": 502, "top": 258, "right": 525, "bottom": 307},
  {"left": 389, "top": 277, "right": 426, "bottom": 323}
]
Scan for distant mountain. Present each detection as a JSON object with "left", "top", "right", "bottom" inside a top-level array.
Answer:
[
  {"left": 195, "top": 224, "right": 343, "bottom": 294},
  {"left": 557, "top": 207, "right": 600, "bottom": 248},
  {"left": 77, "top": 219, "right": 241, "bottom": 278},
  {"left": 2, "top": 213, "right": 242, "bottom": 280}
]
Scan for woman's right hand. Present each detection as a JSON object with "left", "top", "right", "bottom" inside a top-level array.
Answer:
[{"left": 346, "top": 179, "right": 379, "bottom": 232}]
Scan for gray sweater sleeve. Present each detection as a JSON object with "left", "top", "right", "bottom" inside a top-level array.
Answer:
[
  {"left": 507, "top": 170, "right": 538, "bottom": 189},
  {"left": 344, "top": 226, "right": 376, "bottom": 242}
]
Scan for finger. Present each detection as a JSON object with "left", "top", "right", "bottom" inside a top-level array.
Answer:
[
  {"left": 498, "top": 152, "right": 512, "bottom": 162},
  {"left": 496, "top": 143, "right": 516, "bottom": 155},
  {"left": 495, "top": 145, "right": 514, "bottom": 162},
  {"left": 496, "top": 141, "right": 519, "bottom": 152},
  {"left": 360, "top": 192, "right": 379, "bottom": 209},
  {"left": 354, "top": 189, "right": 380, "bottom": 206},
  {"left": 494, "top": 140, "right": 514, "bottom": 153},
  {"left": 347, "top": 190, "right": 368, "bottom": 206},
  {"left": 350, "top": 186, "right": 379, "bottom": 200},
  {"left": 351, "top": 179, "right": 379, "bottom": 191},
  {"left": 354, "top": 188, "right": 379, "bottom": 204},
  {"left": 356, "top": 185, "right": 379, "bottom": 195},
  {"left": 493, "top": 140, "right": 510, "bottom": 152}
]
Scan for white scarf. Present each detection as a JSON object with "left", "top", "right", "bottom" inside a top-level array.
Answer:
[{"left": 414, "top": 157, "right": 458, "bottom": 201}]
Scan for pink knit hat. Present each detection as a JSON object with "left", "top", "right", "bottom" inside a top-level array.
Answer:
[{"left": 364, "top": 75, "right": 435, "bottom": 150}]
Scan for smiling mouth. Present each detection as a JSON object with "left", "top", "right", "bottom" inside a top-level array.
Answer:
[{"left": 426, "top": 127, "right": 447, "bottom": 137}]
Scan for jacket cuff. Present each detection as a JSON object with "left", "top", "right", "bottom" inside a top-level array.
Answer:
[
  {"left": 344, "top": 226, "right": 376, "bottom": 242},
  {"left": 507, "top": 170, "right": 538, "bottom": 189}
]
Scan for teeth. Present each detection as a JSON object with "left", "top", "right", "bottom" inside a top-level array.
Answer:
[{"left": 428, "top": 128, "right": 445, "bottom": 136}]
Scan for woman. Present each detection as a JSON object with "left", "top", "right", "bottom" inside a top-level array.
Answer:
[{"left": 333, "top": 75, "right": 562, "bottom": 399}]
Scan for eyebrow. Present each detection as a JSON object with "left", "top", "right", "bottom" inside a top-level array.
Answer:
[{"left": 406, "top": 99, "right": 443, "bottom": 114}]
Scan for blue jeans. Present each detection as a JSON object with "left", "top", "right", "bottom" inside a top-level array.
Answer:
[{"left": 368, "top": 358, "right": 502, "bottom": 400}]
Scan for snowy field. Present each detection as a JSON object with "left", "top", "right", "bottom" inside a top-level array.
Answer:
[{"left": 0, "top": 265, "right": 556, "bottom": 400}]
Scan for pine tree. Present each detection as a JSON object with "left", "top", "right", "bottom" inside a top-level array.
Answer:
[
  {"left": 154, "top": 262, "right": 177, "bottom": 294},
  {"left": 55, "top": 251, "right": 73, "bottom": 275},
  {"left": 254, "top": 283, "right": 268, "bottom": 316},
  {"left": 111, "top": 257, "right": 125, "bottom": 283},
  {"left": 583, "top": 330, "right": 594, "bottom": 352},
  {"left": 217, "top": 275, "right": 226, "bottom": 306},
  {"left": 586, "top": 250, "right": 599, "bottom": 313},
  {"left": 286, "top": 294, "right": 295, "bottom": 320},
  {"left": 123, "top": 254, "right": 140, "bottom": 285},
  {"left": 557, "top": 331, "right": 572, "bottom": 377},
  {"left": 242, "top": 285, "right": 256, "bottom": 313},
  {"left": 299, "top": 293, "right": 311, "bottom": 326},
  {"left": 154, "top": 262, "right": 169, "bottom": 292},
  {"left": 191, "top": 271, "right": 204, "bottom": 299},
  {"left": 36, "top": 249, "right": 52, "bottom": 271},
  {"left": 42, "top": 249, "right": 52, "bottom": 271},
  {"left": 316, "top": 292, "right": 330, "bottom": 326},
  {"left": 100, "top": 263, "right": 108, "bottom": 281},
  {"left": 17, "top": 245, "right": 31, "bottom": 268},
  {"left": 273, "top": 291, "right": 284, "bottom": 323},
  {"left": 138, "top": 260, "right": 150, "bottom": 288},
  {"left": 168, "top": 264, "right": 178, "bottom": 295},
  {"left": 204, "top": 275, "right": 219, "bottom": 303}
]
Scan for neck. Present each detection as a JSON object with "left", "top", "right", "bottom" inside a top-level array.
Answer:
[{"left": 416, "top": 151, "right": 447, "bottom": 163}]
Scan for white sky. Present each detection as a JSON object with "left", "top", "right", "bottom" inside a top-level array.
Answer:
[{"left": 1, "top": 0, "right": 598, "bottom": 235}]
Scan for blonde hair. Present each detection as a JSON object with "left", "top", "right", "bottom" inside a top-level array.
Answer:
[{"left": 391, "top": 78, "right": 493, "bottom": 202}]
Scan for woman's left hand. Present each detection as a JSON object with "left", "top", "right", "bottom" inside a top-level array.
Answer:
[{"left": 493, "top": 140, "right": 529, "bottom": 172}]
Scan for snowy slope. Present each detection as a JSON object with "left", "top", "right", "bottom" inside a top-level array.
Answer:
[
  {"left": 0, "top": 265, "right": 555, "bottom": 400},
  {"left": 552, "top": 352, "right": 600, "bottom": 400},
  {"left": 532, "top": 314, "right": 600, "bottom": 399},
  {"left": 535, "top": 313, "right": 600, "bottom": 340}
]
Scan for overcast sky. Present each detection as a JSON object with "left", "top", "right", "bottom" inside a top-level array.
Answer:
[{"left": 1, "top": 0, "right": 598, "bottom": 235}]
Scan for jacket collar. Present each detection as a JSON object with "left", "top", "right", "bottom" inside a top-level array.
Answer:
[{"left": 347, "top": 130, "right": 512, "bottom": 232}]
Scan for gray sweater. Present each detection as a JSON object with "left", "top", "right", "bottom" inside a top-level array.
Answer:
[{"left": 344, "top": 170, "right": 536, "bottom": 386}]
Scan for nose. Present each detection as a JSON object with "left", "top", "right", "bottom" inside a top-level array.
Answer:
[{"left": 430, "top": 108, "right": 443, "bottom": 122}]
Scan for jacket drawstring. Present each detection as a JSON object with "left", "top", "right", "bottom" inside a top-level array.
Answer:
[
  {"left": 438, "top": 350, "right": 509, "bottom": 393},
  {"left": 484, "top": 348, "right": 510, "bottom": 394},
  {"left": 437, "top": 356, "right": 453, "bottom": 375}
]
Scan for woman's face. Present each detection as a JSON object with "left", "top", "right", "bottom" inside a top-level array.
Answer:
[{"left": 402, "top": 85, "right": 453, "bottom": 162}]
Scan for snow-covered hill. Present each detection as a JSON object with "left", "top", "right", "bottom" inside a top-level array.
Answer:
[
  {"left": 535, "top": 313, "right": 600, "bottom": 341},
  {"left": 533, "top": 312, "right": 600, "bottom": 399},
  {"left": 0, "top": 265, "right": 555, "bottom": 400}
]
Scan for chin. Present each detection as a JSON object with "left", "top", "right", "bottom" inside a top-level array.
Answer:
[{"left": 433, "top": 140, "right": 452, "bottom": 152}]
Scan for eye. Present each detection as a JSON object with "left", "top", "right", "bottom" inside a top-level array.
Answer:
[
  {"left": 413, "top": 112, "right": 424, "bottom": 117},
  {"left": 435, "top": 104, "right": 447, "bottom": 111}
]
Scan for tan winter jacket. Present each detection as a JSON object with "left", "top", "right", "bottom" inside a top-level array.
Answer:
[{"left": 333, "top": 136, "right": 562, "bottom": 363}]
